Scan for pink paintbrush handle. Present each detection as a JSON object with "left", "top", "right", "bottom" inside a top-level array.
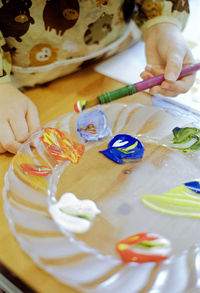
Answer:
[
  {"left": 134, "top": 63, "right": 200, "bottom": 92},
  {"left": 97, "top": 63, "right": 200, "bottom": 105}
]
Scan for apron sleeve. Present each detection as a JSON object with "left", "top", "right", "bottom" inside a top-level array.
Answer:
[{"left": 133, "top": 0, "right": 189, "bottom": 32}]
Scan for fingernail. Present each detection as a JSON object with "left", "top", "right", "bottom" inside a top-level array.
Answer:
[
  {"left": 150, "top": 89, "right": 157, "bottom": 95},
  {"left": 165, "top": 72, "right": 176, "bottom": 81}
]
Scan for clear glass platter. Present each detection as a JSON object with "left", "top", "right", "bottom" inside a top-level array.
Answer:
[{"left": 3, "top": 96, "right": 200, "bottom": 293}]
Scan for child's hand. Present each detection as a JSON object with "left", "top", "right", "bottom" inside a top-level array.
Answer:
[
  {"left": 141, "top": 23, "right": 195, "bottom": 97},
  {"left": 0, "top": 83, "right": 40, "bottom": 154}
]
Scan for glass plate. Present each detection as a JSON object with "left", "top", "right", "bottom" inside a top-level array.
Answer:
[{"left": 3, "top": 97, "right": 200, "bottom": 293}]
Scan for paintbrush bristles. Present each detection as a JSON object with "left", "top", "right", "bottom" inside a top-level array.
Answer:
[{"left": 74, "top": 97, "right": 100, "bottom": 113}]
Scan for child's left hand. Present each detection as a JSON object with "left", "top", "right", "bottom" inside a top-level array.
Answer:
[{"left": 141, "top": 23, "right": 195, "bottom": 97}]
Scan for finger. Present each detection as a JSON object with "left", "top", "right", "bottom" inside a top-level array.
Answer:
[
  {"left": 9, "top": 115, "right": 29, "bottom": 143},
  {"left": 145, "top": 42, "right": 163, "bottom": 70},
  {"left": 0, "top": 122, "right": 22, "bottom": 153},
  {"left": 140, "top": 71, "right": 154, "bottom": 80},
  {"left": 145, "top": 65, "right": 154, "bottom": 74},
  {"left": 0, "top": 143, "right": 6, "bottom": 154},
  {"left": 161, "top": 74, "right": 195, "bottom": 93},
  {"left": 150, "top": 76, "right": 194, "bottom": 97},
  {"left": 150, "top": 86, "right": 179, "bottom": 97},
  {"left": 141, "top": 65, "right": 155, "bottom": 79},
  {"left": 145, "top": 63, "right": 165, "bottom": 76},
  {"left": 145, "top": 46, "right": 165, "bottom": 75},
  {"left": 149, "top": 85, "right": 162, "bottom": 95},
  {"left": 164, "top": 48, "right": 185, "bottom": 81},
  {"left": 26, "top": 101, "right": 40, "bottom": 135},
  {"left": 147, "top": 65, "right": 165, "bottom": 76}
]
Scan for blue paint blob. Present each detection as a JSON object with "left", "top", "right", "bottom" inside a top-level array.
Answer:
[
  {"left": 184, "top": 181, "right": 200, "bottom": 194},
  {"left": 100, "top": 134, "right": 145, "bottom": 164}
]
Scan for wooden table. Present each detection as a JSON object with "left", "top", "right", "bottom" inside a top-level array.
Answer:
[{"left": 0, "top": 66, "right": 152, "bottom": 293}]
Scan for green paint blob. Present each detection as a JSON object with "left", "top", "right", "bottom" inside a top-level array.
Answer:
[{"left": 172, "top": 127, "right": 200, "bottom": 152}]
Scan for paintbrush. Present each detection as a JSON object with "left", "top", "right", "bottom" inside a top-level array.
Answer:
[{"left": 74, "top": 63, "right": 200, "bottom": 113}]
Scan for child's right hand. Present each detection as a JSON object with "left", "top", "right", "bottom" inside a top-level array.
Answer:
[
  {"left": 0, "top": 82, "right": 40, "bottom": 154},
  {"left": 141, "top": 23, "right": 195, "bottom": 97}
]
